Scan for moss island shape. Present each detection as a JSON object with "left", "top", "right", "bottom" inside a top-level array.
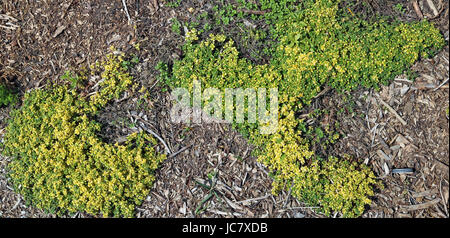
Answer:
[
  {"left": 161, "top": 0, "right": 444, "bottom": 217},
  {"left": 2, "top": 53, "right": 166, "bottom": 217},
  {"left": 0, "top": 84, "right": 17, "bottom": 107}
]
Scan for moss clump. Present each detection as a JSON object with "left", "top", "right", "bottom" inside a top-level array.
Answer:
[
  {"left": 0, "top": 84, "right": 17, "bottom": 107},
  {"left": 161, "top": 0, "right": 444, "bottom": 217},
  {"left": 1, "top": 53, "right": 165, "bottom": 217},
  {"left": 89, "top": 51, "right": 134, "bottom": 110},
  {"left": 290, "top": 156, "right": 379, "bottom": 217}
]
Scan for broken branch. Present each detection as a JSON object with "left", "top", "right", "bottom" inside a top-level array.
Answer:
[{"left": 378, "top": 98, "right": 407, "bottom": 126}]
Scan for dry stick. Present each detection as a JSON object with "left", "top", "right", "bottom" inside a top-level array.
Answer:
[
  {"left": 429, "top": 8, "right": 445, "bottom": 20},
  {"left": 428, "top": 0, "right": 446, "bottom": 19},
  {"left": 314, "top": 86, "right": 331, "bottom": 98},
  {"left": 148, "top": 78, "right": 160, "bottom": 91},
  {"left": 167, "top": 144, "right": 193, "bottom": 159},
  {"left": 283, "top": 184, "right": 294, "bottom": 208},
  {"left": 236, "top": 194, "right": 270, "bottom": 204},
  {"left": 152, "top": 0, "right": 159, "bottom": 11},
  {"left": 208, "top": 209, "right": 242, "bottom": 216},
  {"left": 439, "top": 177, "right": 448, "bottom": 217},
  {"left": 394, "top": 77, "right": 413, "bottom": 84},
  {"left": 287, "top": 206, "right": 320, "bottom": 210},
  {"left": 378, "top": 98, "right": 407, "bottom": 126},
  {"left": 412, "top": 0, "right": 424, "bottom": 19},
  {"left": 10, "top": 197, "right": 21, "bottom": 211},
  {"left": 426, "top": 0, "right": 439, "bottom": 16},
  {"left": 122, "top": 0, "right": 132, "bottom": 25},
  {"left": 0, "top": 24, "right": 17, "bottom": 30},
  {"left": 365, "top": 90, "right": 374, "bottom": 130},
  {"left": 433, "top": 78, "right": 449, "bottom": 91},
  {"left": 402, "top": 198, "right": 441, "bottom": 211},
  {"left": 138, "top": 121, "right": 172, "bottom": 154},
  {"left": 0, "top": 14, "right": 18, "bottom": 21}
]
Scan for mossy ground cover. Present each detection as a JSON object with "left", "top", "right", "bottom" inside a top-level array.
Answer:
[
  {"left": 0, "top": 84, "right": 17, "bottom": 107},
  {"left": 161, "top": 0, "right": 445, "bottom": 217},
  {"left": 1, "top": 53, "right": 166, "bottom": 217}
]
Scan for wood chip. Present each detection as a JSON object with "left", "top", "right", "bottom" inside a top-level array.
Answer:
[
  {"left": 395, "top": 134, "right": 410, "bottom": 147},
  {"left": 426, "top": 0, "right": 439, "bottom": 16},
  {"left": 383, "top": 163, "right": 390, "bottom": 175},
  {"left": 378, "top": 98, "right": 407, "bottom": 126},
  {"left": 412, "top": 0, "right": 424, "bottom": 19},
  {"left": 401, "top": 198, "right": 441, "bottom": 211},
  {"left": 52, "top": 25, "right": 66, "bottom": 38},
  {"left": 207, "top": 209, "right": 241, "bottom": 216},
  {"left": 152, "top": 0, "right": 159, "bottom": 11},
  {"left": 377, "top": 149, "right": 392, "bottom": 161},
  {"left": 412, "top": 190, "right": 436, "bottom": 198},
  {"left": 107, "top": 34, "right": 121, "bottom": 45}
]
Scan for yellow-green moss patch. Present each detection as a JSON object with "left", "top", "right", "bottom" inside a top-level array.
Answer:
[{"left": 2, "top": 53, "right": 165, "bottom": 217}]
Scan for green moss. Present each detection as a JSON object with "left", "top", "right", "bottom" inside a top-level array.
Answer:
[
  {"left": 165, "top": 0, "right": 181, "bottom": 8},
  {"left": 171, "top": 18, "right": 182, "bottom": 35},
  {"left": 1, "top": 53, "right": 166, "bottom": 217},
  {"left": 160, "top": 0, "right": 444, "bottom": 217},
  {"left": 290, "top": 156, "right": 380, "bottom": 217},
  {"left": 0, "top": 84, "right": 17, "bottom": 107}
]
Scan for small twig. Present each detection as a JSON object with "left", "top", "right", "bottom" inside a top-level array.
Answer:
[
  {"left": 283, "top": 184, "right": 294, "bottom": 208},
  {"left": 299, "top": 113, "right": 310, "bottom": 119},
  {"left": 370, "top": 124, "right": 379, "bottom": 148},
  {"left": 86, "top": 91, "right": 98, "bottom": 97},
  {"left": 10, "top": 196, "right": 21, "bottom": 211},
  {"left": 433, "top": 78, "right": 449, "bottom": 91},
  {"left": 428, "top": 0, "right": 446, "bottom": 19},
  {"left": 402, "top": 198, "right": 441, "bottom": 211},
  {"left": 377, "top": 149, "right": 391, "bottom": 161},
  {"left": 412, "top": 0, "right": 424, "bottom": 19},
  {"left": 314, "top": 86, "right": 331, "bottom": 98},
  {"left": 377, "top": 98, "right": 407, "bottom": 126},
  {"left": 347, "top": 7, "right": 355, "bottom": 16},
  {"left": 0, "top": 24, "right": 17, "bottom": 30},
  {"left": 426, "top": 0, "right": 439, "bottom": 16},
  {"left": 236, "top": 194, "right": 270, "bottom": 204},
  {"left": 116, "top": 92, "right": 130, "bottom": 103},
  {"left": 90, "top": 77, "right": 104, "bottom": 90},
  {"left": 138, "top": 121, "right": 171, "bottom": 154},
  {"left": 122, "top": 0, "right": 132, "bottom": 25},
  {"left": 394, "top": 77, "right": 413, "bottom": 84},
  {"left": 433, "top": 158, "right": 449, "bottom": 168},
  {"left": 152, "top": 0, "right": 159, "bottom": 11},
  {"left": 439, "top": 176, "right": 448, "bottom": 216},
  {"left": 0, "top": 14, "right": 18, "bottom": 22},
  {"left": 207, "top": 209, "right": 242, "bottom": 216},
  {"left": 52, "top": 25, "right": 66, "bottom": 38},
  {"left": 148, "top": 78, "right": 160, "bottom": 91},
  {"left": 287, "top": 206, "right": 320, "bottom": 210},
  {"left": 365, "top": 90, "right": 373, "bottom": 123},
  {"left": 0, "top": 14, "right": 19, "bottom": 30}
]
